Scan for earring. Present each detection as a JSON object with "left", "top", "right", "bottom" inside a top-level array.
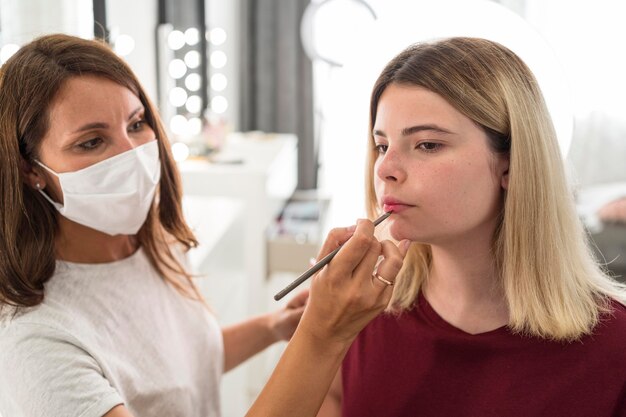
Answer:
[{"left": 35, "top": 182, "right": 41, "bottom": 189}]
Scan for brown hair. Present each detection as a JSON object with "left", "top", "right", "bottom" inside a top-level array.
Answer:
[
  {"left": 0, "top": 34, "right": 200, "bottom": 313},
  {"left": 365, "top": 37, "right": 626, "bottom": 340}
]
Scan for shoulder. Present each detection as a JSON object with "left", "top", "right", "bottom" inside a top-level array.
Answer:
[
  {"left": 0, "top": 300, "right": 103, "bottom": 381},
  {"left": 600, "top": 298, "right": 626, "bottom": 328},
  {"left": 0, "top": 319, "right": 122, "bottom": 417},
  {"left": 0, "top": 316, "right": 83, "bottom": 367},
  {"left": 168, "top": 241, "right": 192, "bottom": 270},
  {"left": 599, "top": 298, "right": 626, "bottom": 333},
  {"left": 583, "top": 298, "right": 626, "bottom": 359}
]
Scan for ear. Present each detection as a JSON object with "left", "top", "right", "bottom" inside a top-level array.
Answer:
[
  {"left": 501, "top": 169, "right": 509, "bottom": 190},
  {"left": 499, "top": 154, "right": 510, "bottom": 190},
  {"left": 20, "top": 158, "right": 47, "bottom": 191}
]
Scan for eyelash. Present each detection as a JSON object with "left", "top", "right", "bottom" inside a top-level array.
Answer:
[
  {"left": 76, "top": 119, "right": 148, "bottom": 151},
  {"left": 374, "top": 142, "right": 443, "bottom": 154},
  {"left": 130, "top": 119, "right": 147, "bottom": 132},
  {"left": 77, "top": 138, "right": 103, "bottom": 150},
  {"left": 417, "top": 142, "right": 443, "bottom": 152},
  {"left": 374, "top": 144, "right": 388, "bottom": 154}
]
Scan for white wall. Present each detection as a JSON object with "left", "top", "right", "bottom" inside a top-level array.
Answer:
[
  {"left": 522, "top": 0, "right": 626, "bottom": 188},
  {"left": 106, "top": 0, "right": 159, "bottom": 104},
  {"left": 0, "top": 0, "right": 93, "bottom": 44}
]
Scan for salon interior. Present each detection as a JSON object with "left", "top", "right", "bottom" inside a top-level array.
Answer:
[{"left": 1, "top": 0, "right": 624, "bottom": 415}]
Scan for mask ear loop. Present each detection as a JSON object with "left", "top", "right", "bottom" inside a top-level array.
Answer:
[
  {"left": 33, "top": 160, "right": 64, "bottom": 210},
  {"left": 34, "top": 159, "right": 58, "bottom": 176}
]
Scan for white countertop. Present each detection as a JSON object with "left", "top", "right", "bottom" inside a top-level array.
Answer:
[{"left": 182, "top": 196, "right": 243, "bottom": 272}]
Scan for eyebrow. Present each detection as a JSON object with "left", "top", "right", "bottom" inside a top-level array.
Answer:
[
  {"left": 71, "top": 106, "right": 145, "bottom": 134},
  {"left": 373, "top": 124, "right": 453, "bottom": 138}
]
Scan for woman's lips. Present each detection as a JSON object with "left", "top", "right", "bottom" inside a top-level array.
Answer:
[{"left": 383, "top": 203, "right": 413, "bottom": 213}]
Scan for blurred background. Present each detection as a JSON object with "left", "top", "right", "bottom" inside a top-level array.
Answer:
[{"left": 1, "top": 0, "right": 624, "bottom": 415}]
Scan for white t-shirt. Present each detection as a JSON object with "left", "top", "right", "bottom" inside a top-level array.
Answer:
[{"left": 0, "top": 247, "right": 223, "bottom": 417}]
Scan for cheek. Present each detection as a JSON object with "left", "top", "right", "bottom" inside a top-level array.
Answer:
[
  {"left": 373, "top": 161, "right": 385, "bottom": 200},
  {"left": 418, "top": 159, "right": 500, "bottom": 212},
  {"left": 432, "top": 161, "right": 502, "bottom": 222},
  {"left": 139, "top": 126, "right": 157, "bottom": 143},
  {"left": 373, "top": 175, "right": 383, "bottom": 200}
]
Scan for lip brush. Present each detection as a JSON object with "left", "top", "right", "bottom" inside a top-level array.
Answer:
[{"left": 273, "top": 211, "right": 392, "bottom": 301}]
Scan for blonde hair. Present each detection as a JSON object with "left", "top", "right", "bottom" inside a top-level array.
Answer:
[{"left": 365, "top": 37, "right": 626, "bottom": 341}]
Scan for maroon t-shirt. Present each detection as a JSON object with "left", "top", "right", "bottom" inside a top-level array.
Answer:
[{"left": 342, "top": 292, "right": 626, "bottom": 416}]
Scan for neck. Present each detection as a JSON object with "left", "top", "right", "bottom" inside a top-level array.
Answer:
[
  {"left": 55, "top": 217, "right": 139, "bottom": 263},
  {"left": 423, "top": 228, "right": 509, "bottom": 335}
]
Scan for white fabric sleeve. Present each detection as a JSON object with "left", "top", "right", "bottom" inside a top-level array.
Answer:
[{"left": 0, "top": 322, "right": 123, "bottom": 417}]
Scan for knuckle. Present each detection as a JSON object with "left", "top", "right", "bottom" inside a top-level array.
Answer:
[
  {"left": 388, "top": 256, "right": 404, "bottom": 271},
  {"left": 346, "top": 291, "right": 365, "bottom": 307},
  {"left": 351, "top": 232, "right": 372, "bottom": 248},
  {"left": 356, "top": 218, "right": 375, "bottom": 230},
  {"left": 328, "top": 227, "right": 343, "bottom": 239}
]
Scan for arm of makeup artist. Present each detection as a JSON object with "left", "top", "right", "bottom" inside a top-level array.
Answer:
[
  {"left": 104, "top": 218, "right": 408, "bottom": 417},
  {"left": 246, "top": 218, "right": 409, "bottom": 416},
  {"left": 220, "top": 287, "right": 309, "bottom": 373}
]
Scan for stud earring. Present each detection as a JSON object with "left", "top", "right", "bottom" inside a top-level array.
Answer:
[{"left": 35, "top": 182, "right": 41, "bottom": 189}]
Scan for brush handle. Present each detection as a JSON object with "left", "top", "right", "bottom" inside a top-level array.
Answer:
[
  {"left": 273, "top": 212, "right": 391, "bottom": 301},
  {"left": 273, "top": 246, "right": 341, "bottom": 301}
]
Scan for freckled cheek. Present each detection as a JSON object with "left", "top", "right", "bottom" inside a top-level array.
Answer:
[
  {"left": 431, "top": 164, "right": 501, "bottom": 224},
  {"left": 417, "top": 165, "right": 476, "bottom": 213},
  {"left": 373, "top": 177, "right": 384, "bottom": 200},
  {"left": 373, "top": 162, "right": 386, "bottom": 200}
]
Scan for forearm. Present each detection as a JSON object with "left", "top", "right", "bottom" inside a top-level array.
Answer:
[
  {"left": 245, "top": 325, "right": 351, "bottom": 417},
  {"left": 316, "top": 370, "right": 342, "bottom": 417},
  {"left": 222, "top": 313, "right": 276, "bottom": 372},
  {"left": 244, "top": 220, "right": 408, "bottom": 416}
]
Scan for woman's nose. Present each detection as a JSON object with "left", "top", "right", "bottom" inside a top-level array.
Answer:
[
  {"left": 114, "top": 140, "right": 134, "bottom": 155},
  {"left": 376, "top": 148, "right": 406, "bottom": 183},
  {"left": 115, "top": 132, "right": 139, "bottom": 153}
]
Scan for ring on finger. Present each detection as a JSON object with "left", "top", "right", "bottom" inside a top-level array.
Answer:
[{"left": 373, "top": 273, "right": 394, "bottom": 286}]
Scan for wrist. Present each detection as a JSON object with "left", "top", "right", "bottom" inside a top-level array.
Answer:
[
  {"left": 296, "top": 315, "right": 354, "bottom": 357},
  {"left": 264, "top": 312, "right": 282, "bottom": 345}
]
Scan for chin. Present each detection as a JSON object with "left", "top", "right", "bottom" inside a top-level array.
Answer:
[
  {"left": 388, "top": 221, "right": 432, "bottom": 244},
  {"left": 388, "top": 222, "right": 412, "bottom": 242}
]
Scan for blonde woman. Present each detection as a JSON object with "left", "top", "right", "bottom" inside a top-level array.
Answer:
[{"left": 318, "top": 37, "right": 626, "bottom": 417}]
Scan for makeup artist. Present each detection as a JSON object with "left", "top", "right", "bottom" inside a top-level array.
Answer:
[{"left": 0, "top": 34, "right": 409, "bottom": 417}]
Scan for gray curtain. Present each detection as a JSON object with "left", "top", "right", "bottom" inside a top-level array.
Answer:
[{"left": 240, "top": 0, "right": 315, "bottom": 190}]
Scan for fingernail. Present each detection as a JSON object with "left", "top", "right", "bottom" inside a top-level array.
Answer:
[
  {"left": 346, "top": 225, "right": 357, "bottom": 232},
  {"left": 401, "top": 239, "right": 412, "bottom": 252}
]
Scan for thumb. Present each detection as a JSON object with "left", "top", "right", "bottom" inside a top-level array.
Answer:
[
  {"left": 398, "top": 239, "right": 412, "bottom": 258},
  {"left": 286, "top": 289, "right": 309, "bottom": 309},
  {"left": 315, "top": 224, "right": 357, "bottom": 261}
]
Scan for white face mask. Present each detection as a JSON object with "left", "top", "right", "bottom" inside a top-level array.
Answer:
[{"left": 36, "top": 140, "right": 161, "bottom": 236}]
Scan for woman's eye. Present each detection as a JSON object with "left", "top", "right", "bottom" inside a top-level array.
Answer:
[
  {"left": 374, "top": 144, "right": 388, "bottom": 154},
  {"left": 130, "top": 119, "right": 146, "bottom": 132},
  {"left": 78, "top": 138, "right": 103, "bottom": 150},
  {"left": 416, "top": 142, "right": 442, "bottom": 152}
]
